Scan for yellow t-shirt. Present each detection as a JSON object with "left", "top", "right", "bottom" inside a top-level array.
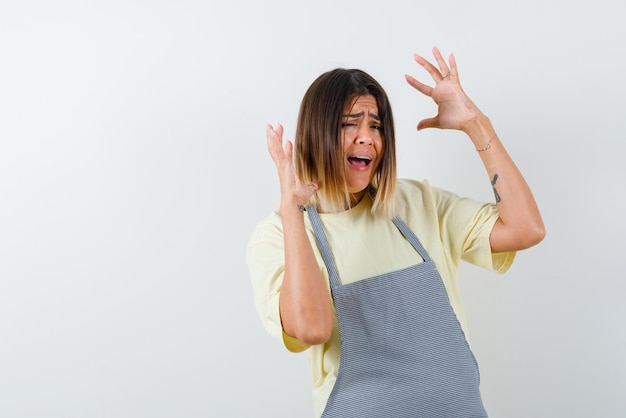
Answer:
[{"left": 246, "top": 178, "right": 515, "bottom": 417}]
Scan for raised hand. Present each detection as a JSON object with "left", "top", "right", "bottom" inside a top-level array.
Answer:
[
  {"left": 405, "top": 46, "right": 482, "bottom": 133},
  {"left": 266, "top": 124, "right": 318, "bottom": 210}
]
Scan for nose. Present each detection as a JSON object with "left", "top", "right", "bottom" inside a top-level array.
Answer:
[{"left": 355, "top": 123, "right": 373, "bottom": 145}]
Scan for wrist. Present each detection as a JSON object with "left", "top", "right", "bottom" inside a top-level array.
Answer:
[
  {"left": 280, "top": 197, "right": 306, "bottom": 218},
  {"left": 461, "top": 112, "right": 491, "bottom": 137}
]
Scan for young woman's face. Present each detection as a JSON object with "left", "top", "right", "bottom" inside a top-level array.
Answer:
[{"left": 341, "top": 94, "right": 384, "bottom": 199}]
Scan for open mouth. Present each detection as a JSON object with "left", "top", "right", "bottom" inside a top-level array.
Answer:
[{"left": 348, "top": 156, "right": 372, "bottom": 167}]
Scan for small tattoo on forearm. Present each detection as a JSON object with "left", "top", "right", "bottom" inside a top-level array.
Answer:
[{"left": 491, "top": 174, "right": 501, "bottom": 203}]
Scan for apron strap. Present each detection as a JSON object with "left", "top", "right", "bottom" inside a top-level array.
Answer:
[
  {"left": 305, "top": 206, "right": 343, "bottom": 290},
  {"left": 306, "top": 207, "right": 433, "bottom": 289},
  {"left": 391, "top": 216, "right": 431, "bottom": 262},
  {"left": 306, "top": 206, "right": 431, "bottom": 290}
]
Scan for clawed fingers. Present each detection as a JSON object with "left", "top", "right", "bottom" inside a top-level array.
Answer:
[
  {"left": 266, "top": 123, "right": 286, "bottom": 162},
  {"left": 266, "top": 123, "right": 284, "bottom": 144},
  {"left": 265, "top": 123, "right": 320, "bottom": 206},
  {"left": 442, "top": 50, "right": 459, "bottom": 83},
  {"left": 431, "top": 47, "right": 451, "bottom": 81},
  {"left": 412, "top": 47, "right": 458, "bottom": 84},
  {"left": 405, "top": 74, "right": 433, "bottom": 97},
  {"left": 412, "top": 53, "right": 441, "bottom": 82}
]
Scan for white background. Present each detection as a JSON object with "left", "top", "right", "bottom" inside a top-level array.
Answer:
[{"left": 1, "top": 1, "right": 625, "bottom": 417}]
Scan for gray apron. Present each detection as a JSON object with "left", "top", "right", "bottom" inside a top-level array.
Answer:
[{"left": 306, "top": 207, "right": 487, "bottom": 418}]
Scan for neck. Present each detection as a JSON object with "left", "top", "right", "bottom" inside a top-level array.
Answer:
[{"left": 349, "top": 191, "right": 366, "bottom": 208}]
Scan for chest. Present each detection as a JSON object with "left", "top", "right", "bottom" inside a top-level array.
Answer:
[{"left": 320, "top": 217, "right": 425, "bottom": 285}]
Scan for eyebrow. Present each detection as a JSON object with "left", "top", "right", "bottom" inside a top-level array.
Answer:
[{"left": 343, "top": 111, "right": 381, "bottom": 121}]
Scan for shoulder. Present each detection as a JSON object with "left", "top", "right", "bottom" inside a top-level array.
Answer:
[
  {"left": 395, "top": 178, "right": 427, "bottom": 204},
  {"left": 395, "top": 178, "right": 493, "bottom": 235},
  {"left": 395, "top": 178, "right": 456, "bottom": 214},
  {"left": 396, "top": 177, "right": 429, "bottom": 193},
  {"left": 395, "top": 177, "right": 457, "bottom": 199}
]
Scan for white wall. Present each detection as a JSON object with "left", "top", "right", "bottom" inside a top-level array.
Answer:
[{"left": 1, "top": 1, "right": 624, "bottom": 417}]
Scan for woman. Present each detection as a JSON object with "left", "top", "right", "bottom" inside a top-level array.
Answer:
[{"left": 247, "top": 47, "right": 545, "bottom": 417}]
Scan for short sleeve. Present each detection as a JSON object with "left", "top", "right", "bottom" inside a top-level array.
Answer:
[
  {"left": 460, "top": 203, "right": 516, "bottom": 273},
  {"left": 246, "top": 214, "right": 311, "bottom": 353},
  {"left": 422, "top": 181, "right": 516, "bottom": 274}
]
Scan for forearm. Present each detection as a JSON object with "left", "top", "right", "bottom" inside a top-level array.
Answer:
[
  {"left": 278, "top": 201, "right": 333, "bottom": 345},
  {"left": 463, "top": 114, "right": 546, "bottom": 252}
]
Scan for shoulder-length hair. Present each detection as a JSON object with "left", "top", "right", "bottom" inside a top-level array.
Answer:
[{"left": 295, "top": 68, "right": 397, "bottom": 217}]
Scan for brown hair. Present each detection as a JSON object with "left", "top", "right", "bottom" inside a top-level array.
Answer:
[{"left": 295, "top": 68, "right": 397, "bottom": 217}]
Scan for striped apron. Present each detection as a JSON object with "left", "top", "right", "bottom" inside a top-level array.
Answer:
[{"left": 306, "top": 207, "right": 488, "bottom": 417}]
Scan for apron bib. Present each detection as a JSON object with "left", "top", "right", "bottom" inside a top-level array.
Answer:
[{"left": 307, "top": 207, "right": 487, "bottom": 418}]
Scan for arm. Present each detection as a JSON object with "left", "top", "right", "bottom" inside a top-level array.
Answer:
[
  {"left": 266, "top": 124, "right": 333, "bottom": 345},
  {"left": 405, "top": 47, "right": 546, "bottom": 253},
  {"left": 461, "top": 115, "right": 545, "bottom": 252}
]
